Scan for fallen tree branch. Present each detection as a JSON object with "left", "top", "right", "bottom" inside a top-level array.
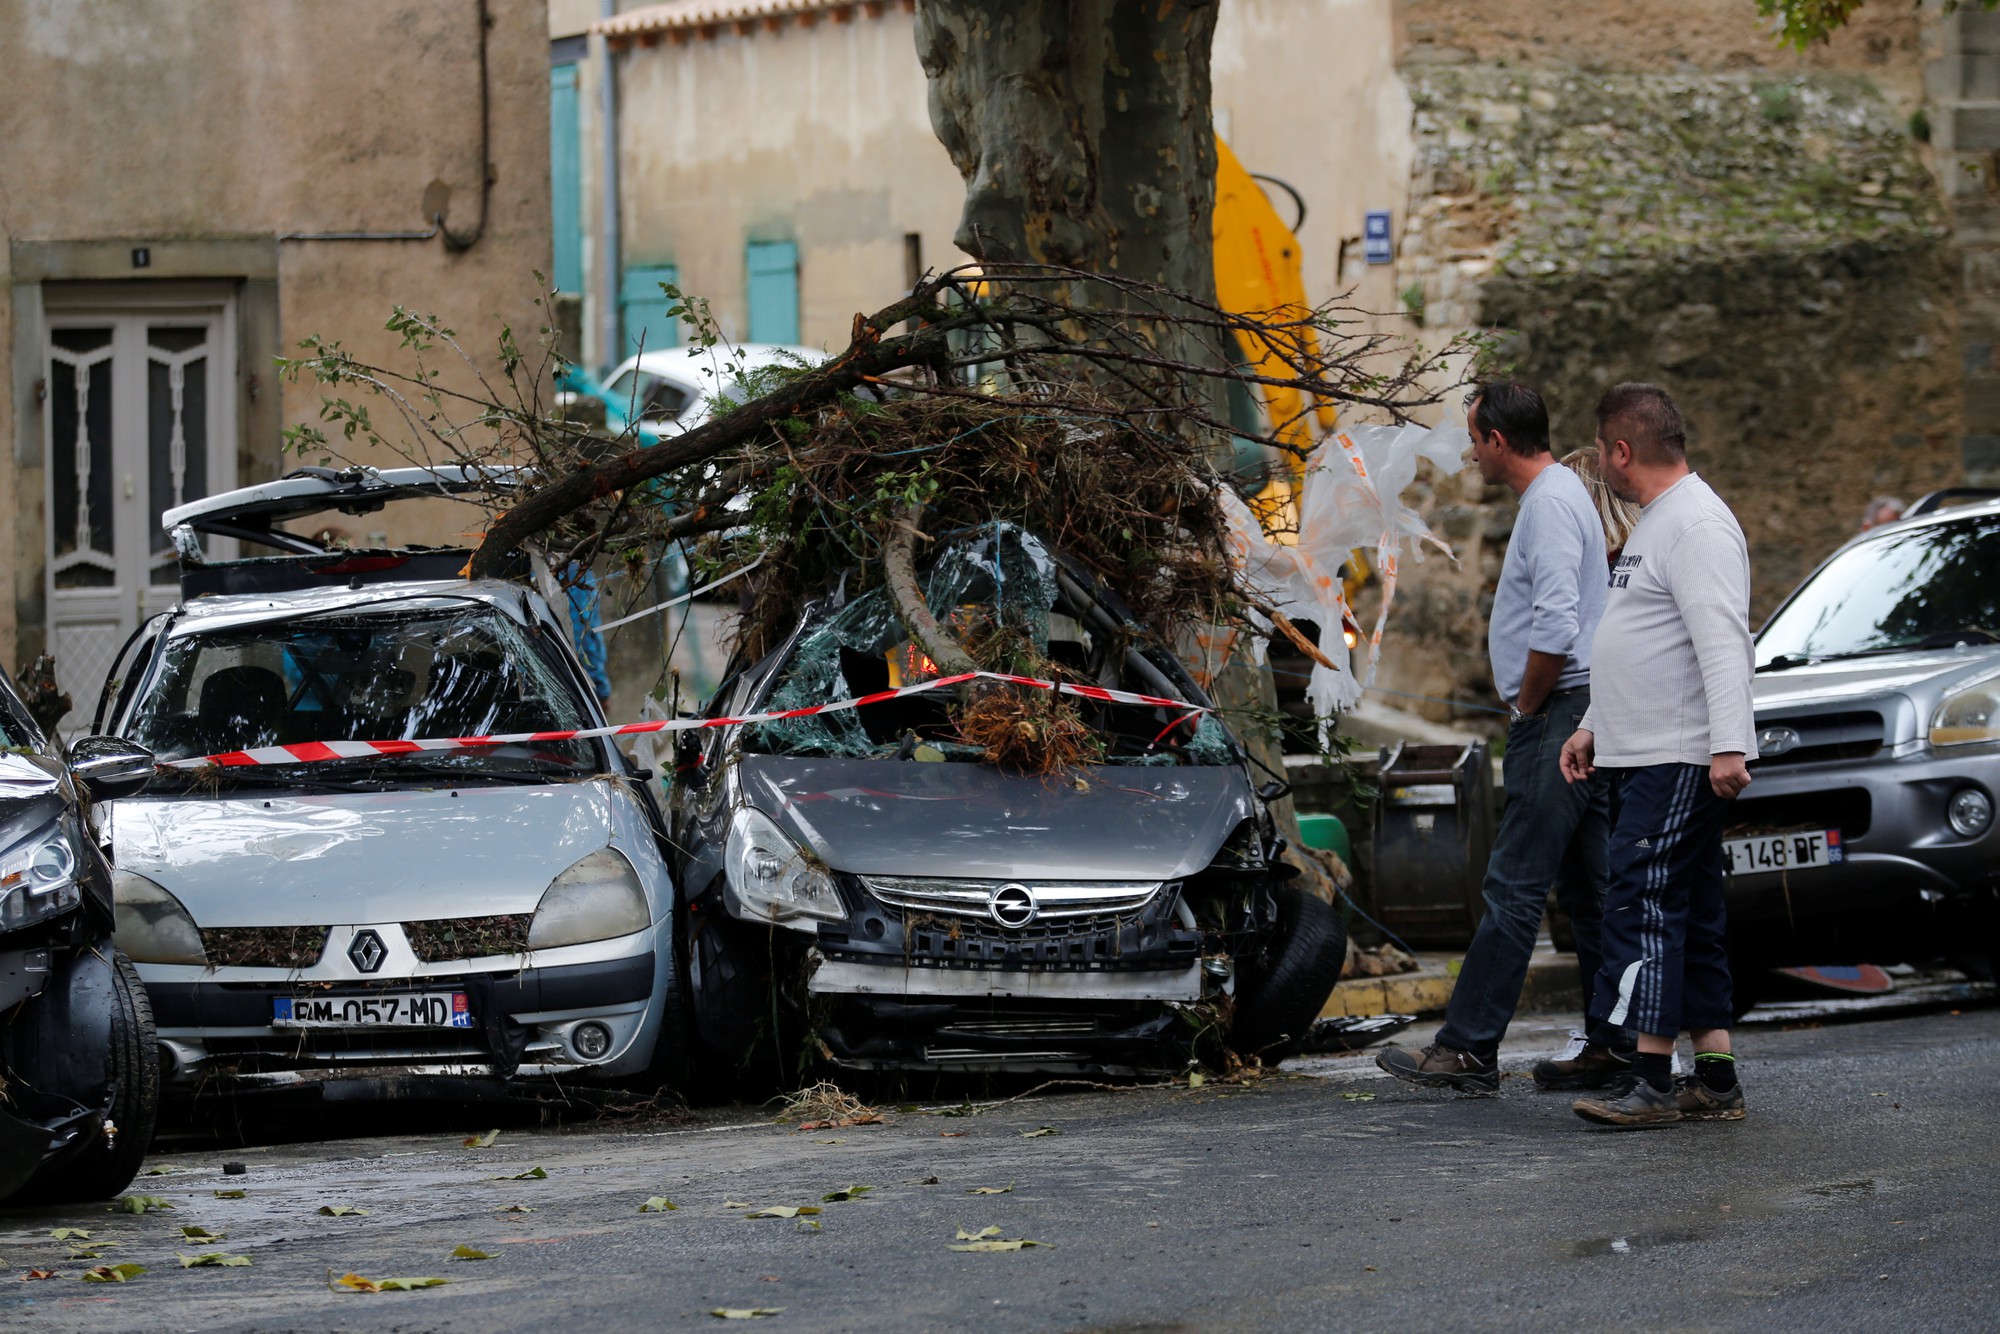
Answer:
[{"left": 880, "top": 501, "right": 978, "bottom": 676}]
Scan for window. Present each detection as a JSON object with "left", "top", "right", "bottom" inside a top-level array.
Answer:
[
  {"left": 619, "top": 264, "right": 679, "bottom": 358},
  {"left": 549, "top": 62, "right": 583, "bottom": 294},
  {"left": 745, "top": 240, "right": 799, "bottom": 345}
]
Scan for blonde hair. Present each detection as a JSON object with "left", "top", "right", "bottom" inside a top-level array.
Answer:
[{"left": 1561, "top": 448, "right": 1642, "bottom": 555}]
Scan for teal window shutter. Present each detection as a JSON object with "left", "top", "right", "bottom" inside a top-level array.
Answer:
[
  {"left": 619, "top": 265, "right": 679, "bottom": 358},
  {"left": 745, "top": 240, "right": 800, "bottom": 345},
  {"left": 549, "top": 64, "right": 583, "bottom": 294}
]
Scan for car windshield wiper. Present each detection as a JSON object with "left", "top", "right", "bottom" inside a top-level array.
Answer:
[
  {"left": 315, "top": 755, "right": 596, "bottom": 786},
  {"left": 1756, "top": 637, "right": 1989, "bottom": 672}
]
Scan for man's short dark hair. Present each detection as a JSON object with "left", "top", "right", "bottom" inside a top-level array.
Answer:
[
  {"left": 1595, "top": 382, "right": 1686, "bottom": 464},
  {"left": 1466, "top": 381, "right": 1549, "bottom": 457}
]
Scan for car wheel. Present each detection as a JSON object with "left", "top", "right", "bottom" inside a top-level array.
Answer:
[
  {"left": 1230, "top": 884, "right": 1349, "bottom": 1065},
  {"left": 17, "top": 952, "right": 160, "bottom": 1204}
]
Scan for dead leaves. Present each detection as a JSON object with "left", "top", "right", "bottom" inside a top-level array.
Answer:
[
  {"left": 318, "top": 1205, "right": 368, "bottom": 1217},
  {"left": 179, "top": 1224, "right": 226, "bottom": 1242},
  {"left": 448, "top": 1245, "right": 493, "bottom": 1261},
  {"left": 497, "top": 1204, "right": 535, "bottom": 1214},
  {"left": 333, "top": 1272, "right": 449, "bottom": 1293},
  {"left": 178, "top": 1252, "right": 250, "bottom": 1268},
  {"left": 213, "top": 1189, "right": 247, "bottom": 1200},
  {"left": 1020, "top": 1127, "right": 1061, "bottom": 1138},
  {"left": 966, "top": 1185, "right": 1013, "bottom": 1195},
  {"left": 111, "top": 1194, "right": 173, "bottom": 1214},
  {"left": 49, "top": 1228, "right": 90, "bottom": 1241},
  {"left": 462, "top": 1129, "right": 501, "bottom": 1149},
  {"left": 743, "top": 1206, "right": 821, "bottom": 1220},
  {"left": 639, "top": 1197, "right": 679, "bottom": 1213},
  {"left": 779, "top": 1081, "right": 883, "bottom": 1131},
  {"left": 492, "top": 1166, "right": 548, "bottom": 1181},
  {"left": 82, "top": 1263, "right": 146, "bottom": 1282},
  {"left": 710, "top": 1308, "right": 784, "bottom": 1319},
  {"left": 818, "top": 1185, "right": 873, "bottom": 1203},
  {"left": 947, "top": 1226, "right": 1049, "bottom": 1253},
  {"left": 20, "top": 1269, "right": 57, "bottom": 1281}
]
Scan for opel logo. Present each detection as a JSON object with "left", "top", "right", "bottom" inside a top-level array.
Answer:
[
  {"left": 347, "top": 929, "right": 387, "bottom": 974},
  {"left": 988, "top": 883, "right": 1038, "bottom": 929},
  {"left": 1757, "top": 725, "right": 1803, "bottom": 757}
]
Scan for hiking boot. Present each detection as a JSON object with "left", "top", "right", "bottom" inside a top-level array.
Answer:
[
  {"left": 1532, "top": 1042, "right": 1634, "bottom": 1091},
  {"left": 1573, "top": 1077, "right": 1682, "bottom": 1128},
  {"left": 1674, "top": 1076, "right": 1747, "bottom": 1122},
  {"left": 1375, "top": 1043, "right": 1499, "bottom": 1095}
]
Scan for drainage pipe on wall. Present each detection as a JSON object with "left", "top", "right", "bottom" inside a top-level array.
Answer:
[{"left": 597, "top": 0, "right": 622, "bottom": 373}]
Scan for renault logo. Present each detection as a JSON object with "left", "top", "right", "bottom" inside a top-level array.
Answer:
[
  {"left": 347, "top": 929, "right": 387, "bottom": 974},
  {"left": 988, "top": 883, "right": 1038, "bottom": 929},
  {"left": 1757, "top": 725, "right": 1803, "bottom": 757}
]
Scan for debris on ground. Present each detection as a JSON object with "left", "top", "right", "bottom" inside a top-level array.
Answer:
[
  {"left": 778, "top": 1082, "right": 883, "bottom": 1130},
  {"left": 1343, "top": 940, "right": 1420, "bottom": 980}
]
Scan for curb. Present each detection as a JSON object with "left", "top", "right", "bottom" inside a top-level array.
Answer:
[{"left": 1320, "top": 948, "right": 1584, "bottom": 1020}]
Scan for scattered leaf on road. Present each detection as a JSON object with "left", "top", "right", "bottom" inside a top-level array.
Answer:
[
  {"left": 743, "top": 1206, "right": 821, "bottom": 1220},
  {"left": 498, "top": 1205, "right": 535, "bottom": 1213},
  {"left": 966, "top": 1185, "right": 1013, "bottom": 1195},
  {"left": 178, "top": 1252, "right": 250, "bottom": 1268},
  {"left": 213, "top": 1190, "right": 247, "bottom": 1200},
  {"left": 179, "top": 1225, "right": 225, "bottom": 1241},
  {"left": 21, "top": 1270, "right": 57, "bottom": 1281},
  {"left": 448, "top": 1245, "right": 493, "bottom": 1261},
  {"left": 140, "top": 1166, "right": 178, "bottom": 1176},
  {"left": 819, "top": 1185, "right": 873, "bottom": 1202},
  {"left": 1341, "top": 1092, "right": 1376, "bottom": 1102},
  {"left": 1020, "top": 1127, "right": 1061, "bottom": 1138},
  {"left": 463, "top": 1129, "right": 502, "bottom": 1148},
  {"left": 492, "top": 1166, "right": 547, "bottom": 1181},
  {"left": 334, "top": 1272, "right": 449, "bottom": 1293},
  {"left": 639, "top": 1197, "right": 679, "bottom": 1213},
  {"left": 956, "top": 1226, "right": 1003, "bottom": 1241},
  {"left": 709, "top": 1308, "right": 784, "bottom": 1319},
  {"left": 111, "top": 1195, "right": 173, "bottom": 1214},
  {"left": 49, "top": 1229, "right": 90, "bottom": 1241},
  {"left": 1187, "top": 1071, "right": 1206, "bottom": 1089},
  {"left": 947, "top": 1239, "right": 1049, "bottom": 1253},
  {"left": 81, "top": 1264, "right": 145, "bottom": 1282},
  {"left": 907, "top": 1176, "right": 940, "bottom": 1185},
  {"left": 939, "top": 1132, "right": 966, "bottom": 1139},
  {"left": 317, "top": 1206, "right": 369, "bottom": 1217},
  {"left": 796, "top": 1115, "right": 884, "bottom": 1132},
  {"left": 723, "top": 1200, "right": 754, "bottom": 1209}
]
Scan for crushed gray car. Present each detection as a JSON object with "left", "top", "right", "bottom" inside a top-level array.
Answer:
[
  {"left": 1733, "top": 493, "right": 2000, "bottom": 990},
  {"left": 669, "top": 524, "right": 1347, "bottom": 1081}
]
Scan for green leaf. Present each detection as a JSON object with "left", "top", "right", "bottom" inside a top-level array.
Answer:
[
  {"left": 318, "top": 1205, "right": 369, "bottom": 1217},
  {"left": 213, "top": 1189, "right": 247, "bottom": 1199},
  {"left": 179, "top": 1225, "right": 225, "bottom": 1242},
  {"left": 376, "top": 1277, "right": 449, "bottom": 1291},
  {"left": 819, "top": 1185, "right": 873, "bottom": 1203},
  {"left": 49, "top": 1229, "right": 90, "bottom": 1241},
  {"left": 140, "top": 1166, "right": 179, "bottom": 1176},
  {"left": 497, "top": 1204, "right": 535, "bottom": 1213},
  {"left": 463, "top": 1129, "right": 501, "bottom": 1149},
  {"left": 111, "top": 1195, "right": 173, "bottom": 1214},
  {"left": 448, "top": 1245, "right": 493, "bottom": 1261},
  {"left": 965, "top": 1185, "right": 1013, "bottom": 1195},
  {"left": 178, "top": 1252, "right": 250, "bottom": 1268},
  {"left": 81, "top": 1263, "right": 146, "bottom": 1282},
  {"left": 639, "top": 1197, "right": 679, "bottom": 1213},
  {"left": 955, "top": 1226, "right": 1003, "bottom": 1241},
  {"left": 743, "top": 1206, "right": 821, "bottom": 1219},
  {"left": 1020, "top": 1127, "right": 1061, "bottom": 1138},
  {"left": 492, "top": 1166, "right": 547, "bottom": 1181},
  {"left": 709, "top": 1309, "right": 784, "bottom": 1319}
]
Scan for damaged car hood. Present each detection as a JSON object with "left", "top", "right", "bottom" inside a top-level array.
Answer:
[
  {"left": 108, "top": 784, "right": 616, "bottom": 926},
  {"left": 737, "top": 756, "right": 1256, "bottom": 881}
]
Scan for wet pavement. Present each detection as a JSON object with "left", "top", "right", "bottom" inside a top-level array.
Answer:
[{"left": 4, "top": 1001, "right": 1995, "bottom": 1331}]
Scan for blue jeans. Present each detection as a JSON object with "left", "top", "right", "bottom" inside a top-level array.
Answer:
[{"left": 1435, "top": 688, "right": 1619, "bottom": 1059}]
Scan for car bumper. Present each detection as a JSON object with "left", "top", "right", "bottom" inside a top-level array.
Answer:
[
  {"left": 1724, "top": 745, "right": 2000, "bottom": 941},
  {"left": 144, "top": 951, "right": 661, "bottom": 1092}
]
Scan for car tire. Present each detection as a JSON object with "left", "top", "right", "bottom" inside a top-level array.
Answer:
[
  {"left": 17, "top": 951, "right": 160, "bottom": 1204},
  {"left": 1230, "top": 884, "right": 1349, "bottom": 1065}
]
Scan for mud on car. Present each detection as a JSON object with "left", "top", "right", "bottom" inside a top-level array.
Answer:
[
  {"left": 93, "top": 468, "right": 687, "bottom": 1100},
  {"left": 670, "top": 525, "right": 1348, "bottom": 1082}
]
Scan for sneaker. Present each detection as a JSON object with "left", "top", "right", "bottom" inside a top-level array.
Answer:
[
  {"left": 1375, "top": 1042, "right": 1499, "bottom": 1095},
  {"left": 1572, "top": 1077, "right": 1682, "bottom": 1128},
  {"left": 1674, "top": 1076, "right": 1747, "bottom": 1121},
  {"left": 1532, "top": 1041, "right": 1634, "bottom": 1091}
]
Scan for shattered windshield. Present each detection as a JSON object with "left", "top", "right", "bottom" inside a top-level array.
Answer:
[
  {"left": 1758, "top": 514, "right": 2000, "bottom": 667},
  {"left": 127, "top": 604, "right": 599, "bottom": 784},
  {"left": 744, "top": 524, "right": 1235, "bottom": 766}
]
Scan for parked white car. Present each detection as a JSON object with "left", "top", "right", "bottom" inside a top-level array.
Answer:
[
  {"left": 594, "top": 343, "right": 826, "bottom": 443},
  {"left": 94, "top": 467, "right": 688, "bottom": 1100}
]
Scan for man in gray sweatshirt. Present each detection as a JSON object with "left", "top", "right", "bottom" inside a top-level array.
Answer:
[
  {"left": 1559, "top": 383, "right": 1756, "bottom": 1127},
  {"left": 1378, "top": 381, "right": 1624, "bottom": 1095}
]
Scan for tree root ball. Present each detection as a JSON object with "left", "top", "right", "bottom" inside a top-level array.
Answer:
[{"left": 954, "top": 688, "right": 1103, "bottom": 775}]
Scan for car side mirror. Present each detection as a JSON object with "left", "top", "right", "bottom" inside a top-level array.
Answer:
[
  {"left": 673, "top": 733, "right": 706, "bottom": 779},
  {"left": 1255, "top": 779, "right": 1291, "bottom": 805},
  {"left": 67, "top": 736, "right": 156, "bottom": 800}
]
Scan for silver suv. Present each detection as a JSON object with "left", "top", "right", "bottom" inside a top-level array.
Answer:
[{"left": 1735, "top": 493, "right": 2000, "bottom": 987}]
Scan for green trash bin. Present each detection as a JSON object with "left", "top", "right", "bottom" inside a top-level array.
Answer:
[{"left": 1297, "top": 812, "right": 1351, "bottom": 862}]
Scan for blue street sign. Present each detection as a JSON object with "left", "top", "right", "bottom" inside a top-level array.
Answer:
[{"left": 1364, "top": 209, "right": 1393, "bottom": 265}]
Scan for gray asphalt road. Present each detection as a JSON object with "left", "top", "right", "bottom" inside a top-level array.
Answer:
[{"left": 5, "top": 1005, "right": 1995, "bottom": 1332}]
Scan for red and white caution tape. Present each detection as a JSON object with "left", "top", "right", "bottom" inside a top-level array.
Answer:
[{"left": 162, "top": 671, "right": 1206, "bottom": 769}]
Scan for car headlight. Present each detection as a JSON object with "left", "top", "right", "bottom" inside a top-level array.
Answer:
[
  {"left": 1930, "top": 672, "right": 2000, "bottom": 747},
  {"left": 113, "top": 870, "right": 207, "bottom": 965},
  {"left": 528, "top": 849, "right": 652, "bottom": 950},
  {"left": 0, "top": 823, "right": 83, "bottom": 930},
  {"left": 723, "top": 806, "right": 843, "bottom": 931}
]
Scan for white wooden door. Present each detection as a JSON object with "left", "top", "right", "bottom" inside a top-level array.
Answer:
[{"left": 44, "top": 294, "right": 235, "bottom": 733}]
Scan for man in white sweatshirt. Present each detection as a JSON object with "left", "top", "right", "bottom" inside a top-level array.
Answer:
[{"left": 1558, "top": 383, "right": 1757, "bottom": 1128}]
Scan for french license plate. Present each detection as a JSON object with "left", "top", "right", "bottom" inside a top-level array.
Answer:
[
  {"left": 273, "top": 992, "right": 472, "bottom": 1029},
  {"left": 1723, "top": 829, "right": 1843, "bottom": 876}
]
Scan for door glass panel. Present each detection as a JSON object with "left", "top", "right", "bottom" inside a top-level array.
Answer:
[
  {"left": 49, "top": 330, "right": 116, "bottom": 589},
  {"left": 148, "top": 325, "right": 206, "bottom": 354},
  {"left": 148, "top": 327, "right": 210, "bottom": 578}
]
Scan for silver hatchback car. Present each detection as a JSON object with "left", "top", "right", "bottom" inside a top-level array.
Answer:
[{"left": 94, "top": 468, "right": 686, "bottom": 1100}]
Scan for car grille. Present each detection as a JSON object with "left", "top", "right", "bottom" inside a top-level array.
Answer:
[
  {"left": 858, "top": 875, "right": 1163, "bottom": 926},
  {"left": 1726, "top": 788, "right": 1872, "bottom": 842},
  {"left": 1750, "top": 710, "right": 1886, "bottom": 769},
  {"left": 200, "top": 926, "right": 329, "bottom": 970},
  {"left": 404, "top": 914, "right": 532, "bottom": 963}
]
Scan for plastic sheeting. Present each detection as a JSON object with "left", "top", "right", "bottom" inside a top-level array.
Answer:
[{"left": 1222, "top": 421, "right": 1470, "bottom": 730}]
